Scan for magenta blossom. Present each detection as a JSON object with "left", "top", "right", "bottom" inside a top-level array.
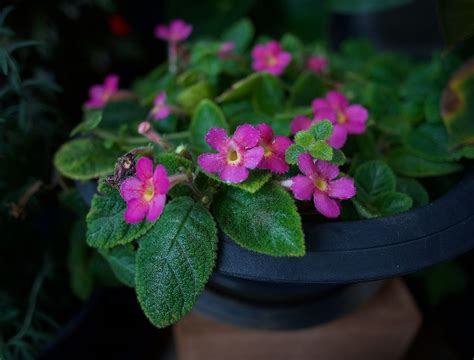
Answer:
[
  {"left": 120, "top": 157, "right": 169, "bottom": 224},
  {"left": 154, "top": 19, "right": 192, "bottom": 43},
  {"left": 307, "top": 55, "right": 328, "bottom": 75},
  {"left": 198, "top": 125, "right": 264, "bottom": 184},
  {"left": 256, "top": 123, "right": 292, "bottom": 174},
  {"left": 150, "top": 92, "right": 171, "bottom": 121},
  {"left": 218, "top": 41, "right": 236, "bottom": 59},
  {"left": 84, "top": 74, "right": 119, "bottom": 109},
  {"left": 289, "top": 153, "right": 356, "bottom": 218},
  {"left": 251, "top": 40, "right": 292, "bottom": 76}
]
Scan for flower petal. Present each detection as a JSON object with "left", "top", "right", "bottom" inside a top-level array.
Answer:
[
  {"left": 120, "top": 177, "right": 145, "bottom": 201},
  {"left": 104, "top": 74, "right": 119, "bottom": 93},
  {"left": 327, "top": 124, "right": 347, "bottom": 149},
  {"left": 314, "top": 107, "right": 337, "bottom": 123},
  {"left": 205, "top": 128, "right": 229, "bottom": 151},
  {"left": 313, "top": 191, "right": 341, "bottom": 218},
  {"left": 258, "top": 155, "right": 289, "bottom": 174},
  {"left": 297, "top": 153, "right": 317, "bottom": 177},
  {"left": 272, "top": 136, "right": 293, "bottom": 156},
  {"left": 312, "top": 98, "right": 329, "bottom": 113},
  {"left": 256, "top": 123, "right": 274, "bottom": 143},
  {"left": 328, "top": 177, "right": 356, "bottom": 200},
  {"left": 154, "top": 92, "right": 166, "bottom": 106},
  {"left": 315, "top": 160, "right": 340, "bottom": 180},
  {"left": 345, "top": 105, "right": 368, "bottom": 134},
  {"left": 326, "top": 91, "right": 348, "bottom": 111},
  {"left": 290, "top": 175, "right": 314, "bottom": 200},
  {"left": 219, "top": 165, "right": 249, "bottom": 183},
  {"left": 198, "top": 153, "right": 226, "bottom": 173},
  {"left": 147, "top": 194, "right": 166, "bottom": 222},
  {"left": 153, "top": 106, "right": 171, "bottom": 121},
  {"left": 154, "top": 24, "right": 169, "bottom": 40},
  {"left": 243, "top": 146, "right": 264, "bottom": 169},
  {"left": 233, "top": 124, "right": 260, "bottom": 148},
  {"left": 136, "top": 157, "right": 154, "bottom": 180},
  {"left": 290, "top": 115, "right": 312, "bottom": 135},
  {"left": 153, "top": 164, "right": 170, "bottom": 194},
  {"left": 124, "top": 199, "right": 149, "bottom": 224}
]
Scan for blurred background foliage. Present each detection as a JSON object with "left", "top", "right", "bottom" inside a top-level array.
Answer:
[{"left": 1, "top": 0, "right": 474, "bottom": 358}]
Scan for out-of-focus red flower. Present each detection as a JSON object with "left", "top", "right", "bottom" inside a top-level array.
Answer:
[{"left": 108, "top": 14, "right": 131, "bottom": 36}]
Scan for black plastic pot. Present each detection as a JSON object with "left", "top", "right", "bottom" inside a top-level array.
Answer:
[{"left": 77, "top": 168, "right": 474, "bottom": 330}]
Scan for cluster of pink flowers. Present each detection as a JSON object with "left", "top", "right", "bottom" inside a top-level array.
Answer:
[
  {"left": 291, "top": 91, "right": 368, "bottom": 149},
  {"left": 154, "top": 19, "right": 192, "bottom": 43},
  {"left": 84, "top": 74, "right": 120, "bottom": 109},
  {"left": 288, "top": 153, "right": 355, "bottom": 218},
  {"left": 197, "top": 124, "right": 292, "bottom": 184},
  {"left": 251, "top": 40, "right": 291, "bottom": 76}
]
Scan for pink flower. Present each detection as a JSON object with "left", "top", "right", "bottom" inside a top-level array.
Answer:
[
  {"left": 150, "top": 92, "right": 171, "bottom": 121},
  {"left": 256, "top": 123, "right": 292, "bottom": 174},
  {"left": 85, "top": 74, "right": 119, "bottom": 109},
  {"left": 218, "top": 41, "right": 236, "bottom": 59},
  {"left": 198, "top": 125, "right": 264, "bottom": 184},
  {"left": 290, "top": 91, "right": 368, "bottom": 149},
  {"left": 289, "top": 153, "right": 356, "bottom": 218},
  {"left": 307, "top": 55, "right": 328, "bottom": 75},
  {"left": 120, "top": 157, "right": 169, "bottom": 224},
  {"left": 154, "top": 19, "right": 192, "bottom": 43},
  {"left": 251, "top": 40, "right": 292, "bottom": 76}
]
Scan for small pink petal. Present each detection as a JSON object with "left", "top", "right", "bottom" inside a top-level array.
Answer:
[
  {"left": 120, "top": 177, "right": 145, "bottom": 202},
  {"left": 198, "top": 153, "right": 226, "bottom": 173},
  {"left": 169, "top": 19, "right": 192, "bottom": 42},
  {"left": 326, "top": 91, "right": 349, "bottom": 111},
  {"left": 297, "top": 153, "right": 317, "bottom": 177},
  {"left": 312, "top": 98, "right": 329, "bottom": 113},
  {"left": 124, "top": 199, "right": 149, "bottom": 224},
  {"left": 328, "top": 177, "right": 356, "bottom": 200},
  {"left": 85, "top": 99, "right": 104, "bottom": 109},
  {"left": 290, "top": 175, "right": 314, "bottom": 201},
  {"left": 256, "top": 123, "right": 274, "bottom": 143},
  {"left": 313, "top": 191, "right": 341, "bottom": 218},
  {"left": 272, "top": 136, "right": 293, "bottom": 156},
  {"left": 154, "top": 24, "right": 169, "bottom": 40},
  {"left": 233, "top": 124, "right": 260, "bottom": 148},
  {"left": 259, "top": 154, "right": 289, "bottom": 174},
  {"left": 154, "top": 92, "right": 166, "bottom": 106},
  {"left": 290, "top": 115, "right": 312, "bottom": 135},
  {"left": 104, "top": 74, "right": 119, "bottom": 93},
  {"left": 146, "top": 194, "right": 166, "bottom": 222},
  {"left": 153, "top": 106, "right": 171, "bottom": 121},
  {"left": 327, "top": 124, "right": 348, "bottom": 149},
  {"left": 242, "top": 146, "right": 264, "bottom": 169},
  {"left": 89, "top": 85, "right": 104, "bottom": 99},
  {"left": 278, "top": 52, "right": 292, "bottom": 67},
  {"left": 153, "top": 164, "right": 170, "bottom": 194},
  {"left": 314, "top": 108, "right": 337, "bottom": 123},
  {"left": 136, "top": 157, "right": 154, "bottom": 181},
  {"left": 205, "top": 128, "right": 229, "bottom": 152},
  {"left": 219, "top": 165, "right": 249, "bottom": 183},
  {"left": 315, "top": 160, "right": 339, "bottom": 180},
  {"left": 345, "top": 105, "right": 368, "bottom": 134}
]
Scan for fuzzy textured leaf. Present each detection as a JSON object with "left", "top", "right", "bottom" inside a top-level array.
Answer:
[
  {"left": 135, "top": 197, "right": 218, "bottom": 328},
  {"left": 190, "top": 99, "right": 228, "bottom": 153},
  {"left": 100, "top": 244, "right": 136, "bottom": 288},
  {"left": 212, "top": 183, "right": 305, "bottom": 256}
]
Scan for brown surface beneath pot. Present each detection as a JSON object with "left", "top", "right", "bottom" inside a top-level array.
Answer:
[{"left": 174, "top": 279, "right": 422, "bottom": 360}]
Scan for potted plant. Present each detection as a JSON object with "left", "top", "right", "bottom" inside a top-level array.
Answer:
[{"left": 54, "top": 17, "right": 474, "bottom": 329}]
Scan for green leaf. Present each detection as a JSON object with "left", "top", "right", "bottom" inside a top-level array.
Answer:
[
  {"left": 190, "top": 99, "right": 228, "bottom": 153},
  {"left": 217, "top": 73, "right": 262, "bottom": 103},
  {"left": 252, "top": 73, "right": 284, "bottom": 115},
  {"left": 201, "top": 169, "right": 271, "bottom": 194},
  {"left": 100, "top": 244, "right": 136, "bottom": 288},
  {"left": 294, "top": 130, "right": 314, "bottom": 147},
  {"left": 387, "top": 148, "right": 463, "bottom": 177},
  {"left": 331, "top": 149, "right": 347, "bottom": 165},
  {"left": 100, "top": 100, "right": 148, "bottom": 131},
  {"left": 289, "top": 71, "right": 327, "bottom": 107},
  {"left": 212, "top": 183, "right": 305, "bottom": 257},
  {"left": 330, "top": 0, "right": 414, "bottom": 14},
  {"left": 70, "top": 109, "right": 102, "bottom": 136},
  {"left": 285, "top": 144, "right": 305, "bottom": 165},
  {"left": 354, "top": 160, "right": 396, "bottom": 202},
  {"left": 86, "top": 182, "right": 154, "bottom": 249},
  {"left": 353, "top": 192, "right": 413, "bottom": 218},
  {"left": 135, "top": 197, "right": 218, "bottom": 328},
  {"left": 155, "top": 153, "right": 192, "bottom": 175},
  {"left": 176, "top": 81, "right": 213, "bottom": 113},
  {"left": 396, "top": 177, "right": 429, "bottom": 207},
  {"left": 310, "top": 120, "right": 333, "bottom": 141},
  {"left": 221, "top": 18, "right": 254, "bottom": 52},
  {"left": 54, "top": 138, "right": 122, "bottom": 180},
  {"left": 404, "top": 124, "right": 456, "bottom": 162},
  {"left": 308, "top": 140, "right": 333, "bottom": 161}
]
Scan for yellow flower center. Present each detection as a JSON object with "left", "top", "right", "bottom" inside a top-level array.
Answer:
[
  {"left": 266, "top": 55, "right": 278, "bottom": 66},
  {"left": 263, "top": 144, "right": 273, "bottom": 157},
  {"left": 337, "top": 111, "right": 347, "bottom": 124},
  {"left": 314, "top": 178, "right": 328, "bottom": 191},
  {"left": 227, "top": 148, "right": 241, "bottom": 164},
  {"left": 143, "top": 185, "right": 154, "bottom": 202}
]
